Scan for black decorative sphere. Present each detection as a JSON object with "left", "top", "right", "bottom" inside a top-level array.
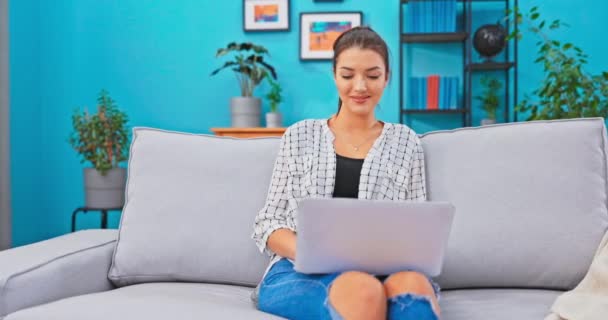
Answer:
[{"left": 473, "top": 24, "right": 507, "bottom": 59}]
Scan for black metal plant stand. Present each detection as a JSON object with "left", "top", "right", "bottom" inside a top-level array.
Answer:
[{"left": 71, "top": 207, "right": 122, "bottom": 232}]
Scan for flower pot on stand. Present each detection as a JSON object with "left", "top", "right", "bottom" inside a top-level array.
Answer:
[
  {"left": 84, "top": 167, "right": 127, "bottom": 208},
  {"left": 230, "top": 97, "right": 261, "bottom": 128},
  {"left": 481, "top": 119, "right": 497, "bottom": 126},
  {"left": 266, "top": 112, "right": 282, "bottom": 128}
]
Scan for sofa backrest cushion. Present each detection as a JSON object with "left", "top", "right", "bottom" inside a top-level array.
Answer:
[
  {"left": 422, "top": 118, "right": 608, "bottom": 290},
  {"left": 108, "top": 128, "right": 279, "bottom": 287}
]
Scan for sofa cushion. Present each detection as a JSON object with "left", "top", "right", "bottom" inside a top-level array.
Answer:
[
  {"left": 108, "top": 128, "right": 280, "bottom": 287},
  {"left": 5, "top": 283, "right": 286, "bottom": 320},
  {"left": 422, "top": 118, "right": 608, "bottom": 290},
  {"left": 4, "top": 284, "right": 558, "bottom": 320},
  {"left": 440, "top": 289, "right": 561, "bottom": 320}
]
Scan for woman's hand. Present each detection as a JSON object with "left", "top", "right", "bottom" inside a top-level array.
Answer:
[{"left": 267, "top": 228, "right": 297, "bottom": 260}]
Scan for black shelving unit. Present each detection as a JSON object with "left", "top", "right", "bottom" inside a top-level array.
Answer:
[
  {"left": 399, "top": 0, "right": 518, "bottom": 127},
  {"left": 401, "top": 32, "right": 468, "bottom": 43}
]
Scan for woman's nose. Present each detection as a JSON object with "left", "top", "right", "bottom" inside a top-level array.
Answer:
[{"left": 354, "top": 78, "right": 367, "bottom": 91}]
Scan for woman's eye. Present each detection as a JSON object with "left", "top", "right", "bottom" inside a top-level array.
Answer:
[
  {"left": 368, "top": 75, "right": 381, "bottom": 80},
  {"left": 341, "top": 75, "right": 354, "bottom": 79}
]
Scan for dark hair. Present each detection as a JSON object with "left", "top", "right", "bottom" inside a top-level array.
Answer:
[{"left": 332, "top": 26, "right": 390, "bottom": 113}]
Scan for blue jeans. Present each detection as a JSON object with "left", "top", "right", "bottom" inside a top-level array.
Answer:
[{"left": 258, "top": 258, "right": 440, "bottom": 320}]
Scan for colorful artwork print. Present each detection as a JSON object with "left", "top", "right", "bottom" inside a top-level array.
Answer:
[
  {"left": 254, "top": 5, "right": 279, "bottom": 23},
  {"left": 244, "top": 0, "right": 290, "bottom": 32},
  {"left": 309, "top": 21, "right": 352, "bottom": 51},
  {"left": 300, "top": 12, "right": 362, "bottom": 60}
]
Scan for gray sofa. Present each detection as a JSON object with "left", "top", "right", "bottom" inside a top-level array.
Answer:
[{"left": 1, "top": 118, "right": 607, "bottom": 320}]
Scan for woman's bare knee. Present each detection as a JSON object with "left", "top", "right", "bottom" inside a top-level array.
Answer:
[
  {"left": 328, "top": 271, "right": 386, "bottom": 320},
  {"left": 384, "top": 271, "right": 441, "bottom": 316},
  {"left": 384, "top": 271, "right": 435, "bottom": 297}
]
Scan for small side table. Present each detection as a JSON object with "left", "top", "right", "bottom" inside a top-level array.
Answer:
[
  {"left": 71, "top": 207, "right": 122, "bottom": 232},
  {"left": 210, "top": 127, "right": 286, "bottom": 138}
]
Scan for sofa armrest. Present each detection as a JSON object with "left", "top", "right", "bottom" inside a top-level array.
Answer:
[{"left": 0, "top": 230, "right": 117, "bottom": 317}]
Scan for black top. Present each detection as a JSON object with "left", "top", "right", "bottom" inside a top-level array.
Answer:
[{"left": 332, "top": 154, "right": 365, "bottom": 199}]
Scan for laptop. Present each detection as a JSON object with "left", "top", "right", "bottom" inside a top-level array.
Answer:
[{"left": 294, "top": 198, "right": 455, "bottom": 277}]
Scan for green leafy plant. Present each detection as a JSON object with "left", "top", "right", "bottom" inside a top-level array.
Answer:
[
  {"left": 506, "top": 6, "right": 608, "bottom": 120},
  {"left": 68, "top": 90, "right": 129, "bottom": 175},
  {"left": 211, "top": 42, "right": 277, "bottom": 97},
  {"left": 265, "top": 78, "right": 283, "bottom": 113},
  {"left": 475, "top": 76, "right": 502, "bottom": 120}
]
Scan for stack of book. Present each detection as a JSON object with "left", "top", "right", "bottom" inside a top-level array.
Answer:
[
  {"left": 406, "top": 0, "right": 457, "bottom": 33},
  {"left": 408, "top": 75, "right": 459, "bottom": 110}
]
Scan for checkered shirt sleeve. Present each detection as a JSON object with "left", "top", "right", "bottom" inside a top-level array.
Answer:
[
  {"left": 251, "top": 127, "right": 297, "bottom": 256},
  {"left": 407, "top": 136, "right": 427, "bottom": 202}
]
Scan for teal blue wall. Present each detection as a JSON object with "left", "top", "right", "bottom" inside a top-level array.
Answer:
[
  {"left": 9, "top": 0, "right": 608, "bottom": 246},
  {"left": 9, "top": 0, "right": 44, "bottom": 246}
]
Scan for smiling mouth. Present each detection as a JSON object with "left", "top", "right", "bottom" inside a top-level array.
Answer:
[{"left": 351, "top": 96, "right": 370, "bottom": 103}]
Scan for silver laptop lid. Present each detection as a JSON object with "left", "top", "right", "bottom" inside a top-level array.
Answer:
[{"left": 295, "top": 198, "right": 455, "bottom": 276}]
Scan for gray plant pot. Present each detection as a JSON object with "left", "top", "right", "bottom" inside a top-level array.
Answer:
[
  {"left": 481, "top": 119, "right": 497, "bottom": 126},
  {"left": 84, "top": 167, "right": 127, "bottom": 208},
  {"left": 266, "top": 112, "right": 282, "bottom": 128},
  {"left": 230, "top": 97, "right": 261, "bottom": 127}
]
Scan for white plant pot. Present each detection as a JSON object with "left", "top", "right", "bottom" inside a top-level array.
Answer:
[
  {"left": 84, "top": 167, "right": 126, "bottom": 208},
  {"left": 266, "top": 112, "right": 282, "bottom": 128},
  {"left": 481, "top": 119, "right": 497, "bottom": 126},
  {"left": 230, "top": 97, "right": 261, "bottom": 127}
]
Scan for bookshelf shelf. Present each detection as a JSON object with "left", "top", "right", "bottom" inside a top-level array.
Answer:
[
  {"left": 402, "top": 109, "right": 468, "bottom": 114},
  {"left": 467, "top": 62, "right": 515, "bottom": 71},
  {"left": 401, "top": 32, "right": 468, "bottom": 43},
  {"left": 402, "top": 0, "right": 506, "bottom": 3}
]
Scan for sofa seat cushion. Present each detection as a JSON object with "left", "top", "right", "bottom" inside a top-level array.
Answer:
[
  {"left": 5, "top": 283, "right": 285, "bottom": 320},
  {"left": 441, "top": 288, "right": 562, "bottom": 320},
  {"left": 6, "top": 284, "right": 561, "bottom": 320}
]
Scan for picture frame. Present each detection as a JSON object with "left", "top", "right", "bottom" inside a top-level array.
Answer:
[
  {"left": 243, "top": 0, "right": 290, "bottom": 32},
  {"left": 299, "top": 11, "right": 363, "bottom": 60}
]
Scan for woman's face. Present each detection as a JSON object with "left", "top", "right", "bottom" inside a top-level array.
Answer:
[{"left": 334, "top": 47, "right": 388, "bottom": 117}]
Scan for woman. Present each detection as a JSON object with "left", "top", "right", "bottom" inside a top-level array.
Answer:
[{"left": 252, "top": 26, "right": 440, "bottom": 320}]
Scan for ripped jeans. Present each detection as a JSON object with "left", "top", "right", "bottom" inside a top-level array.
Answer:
[{"left": 258, "top": 258, "right": 440, "bottom": 320}]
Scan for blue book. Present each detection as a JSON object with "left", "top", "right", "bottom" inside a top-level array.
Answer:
[
  {"left": 423, "top": 1, "right": 430, "bottom": 33},
  {"left": 439, "top": 77, "right": 444, "bottom": 110},
  {"left": 409, "top": 77, "right": 415, "bottom": 110},
  {"left": 416, "top": 77, "right": 421, "bottom": 109},
  {"left": 445, "top": 77, "right": 452, "bottom": 109},
  {"left": 439, "top": 0, "right": 448, "bottom": 32},
  {"left": 414, "top": 78, "right": 420, "bottom": 109},
  {"left": 447, "top": 77, "right": 452, "bottom": 110},
  {"left": 447, "top": 78, "right": 453, "bottom": 110},
  {"left": 432, "top": 1, "right": 438, "bottom": 33},
  {"left": 412, "top": 2, "right": 419, "bottom": 33},
  {"left": 402, "top": 2, "right": 414, "bottom": 32},
  {"left": 450, "top": 78, "right": 459, "bottom": 110},
  {"left": 422, "top": 77, "right": 428, "bottom": 109},
  {"left": 440, "top": 77, "right": 446, "bottom": 110},
  {"left": 449, "top": 0, "right": 456, "bottom": 32}
]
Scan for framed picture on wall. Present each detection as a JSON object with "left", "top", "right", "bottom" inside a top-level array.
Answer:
[
  {"left": 243, "top": 0, "right": 290, "bottom": 32},
  {"left": 299, "top": 12, "right": 363, "bottom": 60}
]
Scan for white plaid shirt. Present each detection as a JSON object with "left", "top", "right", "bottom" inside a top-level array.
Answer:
[{"left": 252, "top": 119, "right": 427, "bottom": 262}]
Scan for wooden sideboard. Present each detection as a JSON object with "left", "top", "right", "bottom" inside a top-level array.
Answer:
[{"left": 210, "top": 127, "right": 286, "bottom": 138}]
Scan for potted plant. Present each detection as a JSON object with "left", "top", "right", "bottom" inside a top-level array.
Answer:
[
  {"left": 265, "top": 77, "right": 283, "bottom": 128},
  {"left": 506, "top": 7, "right": 608, "bottom": 120},
  {"left": 68, "top": 89, "right": 130, "bottom": 208},
  {"left": 475, "top": 76, "right": 502, "bottom": 125},
  {"left": 211, "top": 42, "right": 277, "bottom": 127}
]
